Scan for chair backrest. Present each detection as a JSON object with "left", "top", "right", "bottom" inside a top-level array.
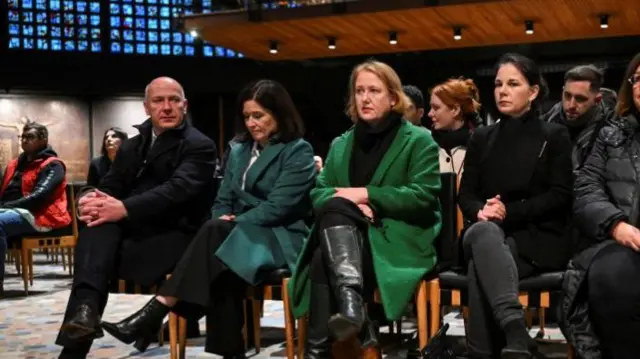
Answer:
[{"left": 435, "top": 172, "right": 460, "bottom": 271}]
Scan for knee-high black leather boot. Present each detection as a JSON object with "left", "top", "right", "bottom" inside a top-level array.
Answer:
[
  {"left": 320, "top": 225, "right": 366, "bottom": 341},
  {"left": 305, "top": 282, "right": 334, "bottom": 359},
  {"left": 101, "top": 298, "right": 170, "bottom": 352}
]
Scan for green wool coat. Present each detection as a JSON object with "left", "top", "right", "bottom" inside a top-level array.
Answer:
[
  {"left": 288, "top": 120, "right": 442, "bottom": 320},
  {"left": 212, "top": 138, "right": 316, "bottom": 285}
]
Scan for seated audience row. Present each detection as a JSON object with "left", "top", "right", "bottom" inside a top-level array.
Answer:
[{"left": 31, "top": 51, "right": 639, "bottom": 359}]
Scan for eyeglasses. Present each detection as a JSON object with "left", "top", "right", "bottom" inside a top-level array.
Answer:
[{"left": 629, "top": 74, "right": 640, "bottom": 86}]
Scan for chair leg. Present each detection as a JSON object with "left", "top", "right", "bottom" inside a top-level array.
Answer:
[
  {"left": 428, "top": 279, "right": 441, "bottom": 340},
  {"left": 567, "top": 344, "right": 574, "bottom": 359},
  {"left": 67, "top": 247, "right": 74, "bottom": 276},
  {"left": 14, "top": 249, "right": 21, "bottom": 275},
  {"left": 20, "top": 247, "right": 29, "bottom": 295},
  {"left": 169, "top": 312, "right": 178, "bottom": 359},
  {"left": 282, "top": 278, "right": 295, "bottom": 359},
  {"left": 61, "top": 247, "right": 67, "bottom": 271},
  {"left": 178, "top": 317, "right": 187, "bottom": 359},
  {"left": 415, "top": 279, "right": 429, "bottom": 349},
  {"left": 538, "top": 307, "right": 546, "bottom": 337},
  {"left": 525, "top": 308, "right": 533, "bottom": 329},
  {"left": 28, "top": 250, "right": 34, "bottom": 286},
  {"left": 251, "top": 298, "right": 262, "bottom": 353},
  {"left": 297, "top": 316, "right": 306, "bottom": 359}
]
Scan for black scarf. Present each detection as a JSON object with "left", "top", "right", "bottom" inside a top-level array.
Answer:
[
  {"left": 432, "top": 126, "right": 471, "bottom": 154},
  {"left": 349, "top": 111, "right": 402, "bottom": 187}
]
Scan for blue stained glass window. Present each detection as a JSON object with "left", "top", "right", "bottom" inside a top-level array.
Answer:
[
  {"left": 8, "top": 0, "right": 101, "bottom": 52},
  {"left": 37, "top": 38, "right": 48, "bottom": 49},
  {"left": 9, "top": 24, "right": 20, "bottom": 35},
  {"left": 51, "top": 38, "right": 62, "bottom": 50},
  {"left": 9, "top": 38, "right": 21, "bottom": 48}
]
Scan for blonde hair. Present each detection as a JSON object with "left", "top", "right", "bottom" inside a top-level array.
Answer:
[
  {"left": 345, "top": 60, "right": 409, "bottom": 122},
  {"left": 430, "top": 77, "right": 482, "bottom": 119}
]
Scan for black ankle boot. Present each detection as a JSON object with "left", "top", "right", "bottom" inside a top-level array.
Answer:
[
  {"left": 305, "top": 282, "right": 333, "bottom": 359},
  {"left": 501, "top": 318, "right": 538, "bottom": 359},
  {"left": 101, "top": 297, "right": 170, "bottom": 352},
  {"left": 320, "top": 225, "right": 365, "bottom": 341}
]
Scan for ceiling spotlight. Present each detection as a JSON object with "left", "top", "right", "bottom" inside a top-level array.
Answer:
[
  {"left": 525, "top": 20, "right": 534, "bottom": 35},
  {"left": 388, "top": 31, "right": 398, "bottom": 45},
  {"left": 269, "top": 40, "right": 278, "bottom": 54},
  {"left": 328, "top": 36, "right": 336, "bottom": 50},
  {"left": 453, "top": 27, "right": 462, "bottom": 41},
  {"left": 600, "top": 14, "right": 609, "bottom": 29},
  {"left": 189, "top": 29, "right": 198, "bottom": 38}
]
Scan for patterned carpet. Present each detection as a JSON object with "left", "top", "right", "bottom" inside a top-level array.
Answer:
[{"left": 1, "top": 253, "right": 571, "bottom": 358}]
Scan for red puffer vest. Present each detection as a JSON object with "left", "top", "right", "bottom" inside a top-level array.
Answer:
[{"left": 0, "top": 156, "right": 71, "bottom": 229}]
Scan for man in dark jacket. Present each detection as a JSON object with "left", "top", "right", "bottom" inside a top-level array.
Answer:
[
  {"left": 56, "top": 77, "right": 217, "bottom": 358},
  {"left": 0, "top": 121, "right": 70, "bottom": 296},
  {"left": 563, "top": 112, "right": 640, "bottom": 359},
  {"left": 543, "top": 65, "right": 615, "bottom": 172}
]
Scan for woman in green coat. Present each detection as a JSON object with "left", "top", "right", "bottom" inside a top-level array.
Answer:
[
  {"left": 288, "top": 60, "right": 442, "bottom": 358},
  {"left": 101, "top": 80, "right": 316, "bottom": 359}
]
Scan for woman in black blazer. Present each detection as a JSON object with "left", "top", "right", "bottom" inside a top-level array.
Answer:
[
  {"left": 87, "top": 127, "right": 128, "bottom": 186},
  {"left": 458, "top": 53, "right": 573, "bottom": 359}
]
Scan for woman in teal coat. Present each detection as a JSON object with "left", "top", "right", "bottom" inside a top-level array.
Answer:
[
  {"left": 288, "top": 60, "right": 442, "bottom": 358},
  {"left": 101, "top": 80, "right": 316, "bottom": 359}
]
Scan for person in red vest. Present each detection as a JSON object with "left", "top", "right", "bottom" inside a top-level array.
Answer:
[{"left": 0, "top": 120, "right": 71, "bottom": 296}]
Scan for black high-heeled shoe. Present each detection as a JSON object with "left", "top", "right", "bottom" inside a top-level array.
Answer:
[{"left": 101, "top": 297, "right": 170, "bottom": 352}]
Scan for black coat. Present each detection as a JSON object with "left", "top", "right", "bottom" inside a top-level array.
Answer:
[
  {"left": 561, "top": 113, "right": 640, "bottom": 359},
  {"left": 458, "top": 114, "right": 574, "bottom": 270},
  {"left": 98, "top": 119, "right": 217, "bottom": 284},
  {"left": 86, "top": 156, "right": 111, "bottom": 187}
]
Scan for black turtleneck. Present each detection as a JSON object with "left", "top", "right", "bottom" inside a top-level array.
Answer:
[
  {"left": 349, "top": 112, "right": 402, "bottom": 187},
  {"left": 432, "top": 126, "right": 471, "bottom": 154},
  {"left": 485, "top": 111, "right": 538, "bottom": 194}
]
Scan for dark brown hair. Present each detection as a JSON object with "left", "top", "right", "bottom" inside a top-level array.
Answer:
[{"left": 615, "top": 53, "right": 640, "bottom": 117}]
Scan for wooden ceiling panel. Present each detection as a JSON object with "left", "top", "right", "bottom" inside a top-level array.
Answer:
[{"left": 183, "top": 0, "right": 640, "bottom": 61}]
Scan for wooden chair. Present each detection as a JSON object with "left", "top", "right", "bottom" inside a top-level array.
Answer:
[
  {"left": 168, "top": 268, "right": 299, "bottom": 359},
  {"left": 10, "top": 184, "right": 78, "bottom": 295}
]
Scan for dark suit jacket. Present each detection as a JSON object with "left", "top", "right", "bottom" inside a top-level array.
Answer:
[
  {"left": 458, "top": 115, "right": 574, "bottom": 269},
  {"left": 97, "top": 118, "right": 217, "bottom": 284}
]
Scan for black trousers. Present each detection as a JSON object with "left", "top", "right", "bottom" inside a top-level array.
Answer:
[
  {"left": 158, "top": 218, "right": 245, "bottom": 356},
  {"left": 56, "top": 223, "right": 189, "bottom": 354},
  {"left": 588, "top": 243, "right": 640, "bottom": 359},
  {"left": 463, "top": 221, "right": 537, "bottom": 357}
]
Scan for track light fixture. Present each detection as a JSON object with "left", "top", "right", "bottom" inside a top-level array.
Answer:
[
  {"left": 328, "top": 36, "right": 336, "bottom": 50},
  {"left": 388, "top": 31, "right": 398, "bottom": 45},
  {"left": 453, "top": 27, "right": 462, "bottom": 41},
  {"left": 525, "top": 20, "right": 534, "bottom": 35},
  {"left": 269, "top": 40, "right": 278, "bottom": 54},
  {"left": 600, "top": 14, "right": 609, "bottom": 29}
]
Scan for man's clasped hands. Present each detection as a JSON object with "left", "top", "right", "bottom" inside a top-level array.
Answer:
[{"left": 77, "top": 189, "right": 128, "bottom": 227}]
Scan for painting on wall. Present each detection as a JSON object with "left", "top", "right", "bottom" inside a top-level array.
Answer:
[
  {"left": 0, "top": 96, "right": 90, "bottom": 182},
  {"left": 91, "top": 98, "right": 146, "bottom": 157}
]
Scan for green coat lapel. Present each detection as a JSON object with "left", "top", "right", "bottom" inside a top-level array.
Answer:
[
  {"left": 368, "top": 121, "right": 411, "bottom": 186},
  {"left": 244, "top": 142, "right": 286, "bottom": 191},
  {"left": 334, "top": 132, "right": 353, "bottom": 187}
]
